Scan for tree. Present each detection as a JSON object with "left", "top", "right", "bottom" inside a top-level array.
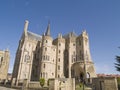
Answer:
[
  {"left": 40, "top": 78, "right": 45, "bottom": 87},
  {"left": 115, "top": 55, "right": 120, "bottom": 72}
]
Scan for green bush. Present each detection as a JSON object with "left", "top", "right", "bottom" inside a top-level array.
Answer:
[
  {"left": 40, "top": 78, "right": 45, "bottom": 87},
  {"left": 79, "top": 82, "right": 83, "bottom": 88}
]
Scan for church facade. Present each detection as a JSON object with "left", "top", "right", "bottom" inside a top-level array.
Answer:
[{"left": 12, "top": 20, "right": 96, "bottom": 86}]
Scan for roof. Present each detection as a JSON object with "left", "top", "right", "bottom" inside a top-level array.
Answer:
[
  {"left": 63, "top": 32, "right": 77, "bottom": 39},
  {"left": 27, "top": 31, "right": 42, "bottom": 41},
  {"left": 45, "top": 23, "right": 51, "bottom": 36}
]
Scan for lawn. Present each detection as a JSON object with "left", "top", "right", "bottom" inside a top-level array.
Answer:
[{"left": 75, "top": 84, "right": 92, "bottom": 90}]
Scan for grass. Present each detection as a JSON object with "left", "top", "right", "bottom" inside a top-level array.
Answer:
[
  {"left": 75, "top": 83, "right": 85, "bottom": 90},
  {"left": 75, "top": 83, "right": 92, "bottom": 90}
]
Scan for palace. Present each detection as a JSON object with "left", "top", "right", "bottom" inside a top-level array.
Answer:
[{"left": 12, "top": 20, "right": 96, "bottom": 86}]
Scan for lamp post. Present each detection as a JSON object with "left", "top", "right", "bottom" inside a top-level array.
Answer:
[{"left": 83, "top": 78, "right": 85, "bottom": 90}]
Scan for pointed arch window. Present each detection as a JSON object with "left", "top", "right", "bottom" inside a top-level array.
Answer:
[
  {"left": 73, "top": 43, "right": 76, "bottom": 46},
  {"left": 58, "top": 65, "right": 60, "bottom": 70},
  {"left": 24, "top": 54, "right": 30, "bottom": 62},
  {"left": 0, "top": 57, "right": 3, "bottom": 66},
  {"left": 73, "top": 51, "right": 75, "bottom": 55},
  {"left": 43, "top": 64, "right": 46, "bottom": 68},
  {"left": 59, "top": 50, "right": 61, "bottom": 53},
  {"left": 43, "top": 72, "right": 45, "bottom": 78},
  {"left": 52, "top": 73, "right": 54, "bottom": 76},
  {"left": 59, "top": 43, "right": 61, "bottom": 46},
  {"left": 43, "top": 56, "right": 45, "bottom": 60},
  {"left": 58, "top": 74, "right": 60, "bottom": 78},
  {"left": 45, "top": 47, "right": 47, "bottom": 51},
  {"left": 41, "top": 73, "right": 42, "bottom": 78},
  {"left": 58, "top": 58, "right": 60, "bottom": 62},
  {"left": 79, "top": 39, "right": 81, "bottom": 46}
]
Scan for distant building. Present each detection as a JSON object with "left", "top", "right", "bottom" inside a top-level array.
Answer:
[
  {"left": 12, "top": 20, "right": 97, "bottom": 86},
  {"left": 0, "top": 49, "right": 10, "bottom": 82},
  {"left": 97, "top": 74, "right": 120, "bottom": 78}
]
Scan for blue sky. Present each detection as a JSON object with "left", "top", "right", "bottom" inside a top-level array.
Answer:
[{"left": 0, "top": 0, "right": 120, "bottom": 74}]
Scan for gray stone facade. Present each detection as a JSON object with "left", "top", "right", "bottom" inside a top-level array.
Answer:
[{"left": 12, "top": 20, "right": 96, "bottom": 86}]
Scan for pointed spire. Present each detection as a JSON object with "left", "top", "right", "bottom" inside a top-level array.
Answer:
[
  {"left": 5, "top": 47, "right": 9, "bottom": 52},
  {"left": 45, "top": 21, "right": 50, "bottom": 36},
  {"left": 58, "top": 33, "right": 62, "bottom": 38},
  {"left": 5, "top": 44, "right": 10, "bottom": 52},
  {"left": 24, "top": 20, "right": 29, "bottom": 36},
  {"left": 82, "top": 29, "right": 87, "bottom": 34}
]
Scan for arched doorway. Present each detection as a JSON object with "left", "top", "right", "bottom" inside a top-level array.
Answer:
[
  {"left": 79, "top": 72, "right": 84, "bottom": 82},
  {"left": 87, "top": 72, "right": 90, "bottom": 83},
  {"left": 71, "top": 62, "right": 85, "bottom": 84}
]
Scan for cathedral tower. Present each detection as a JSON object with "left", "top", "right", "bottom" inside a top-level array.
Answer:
[
  {"left": 40, "top": 23, "right": 56, "bottom": 80},
  {"left": 65, "top": 32, "right": 77, "bottom": 78},
  {"left": 71, "top": 30, "right": 96, "bottom": 83},
  {"left": 53, "top": 34, "right": 65, "bottom": 78}
]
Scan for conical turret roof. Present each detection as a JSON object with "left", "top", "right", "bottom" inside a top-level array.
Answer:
[{"left": 45, "top": 22, "right": 50, "bottom": 36}]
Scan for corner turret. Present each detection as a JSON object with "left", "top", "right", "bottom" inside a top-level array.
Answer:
[{"left": 24, "top": 20, "right": 29, "bottom": 36}]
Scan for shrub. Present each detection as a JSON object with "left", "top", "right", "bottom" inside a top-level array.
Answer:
[{"left": 40, "top": 78, "right": 45, "bottom": 87}]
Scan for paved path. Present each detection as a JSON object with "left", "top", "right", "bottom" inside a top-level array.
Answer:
[{"left": 0, "top": 86, "right": 18, "bottom": 90}]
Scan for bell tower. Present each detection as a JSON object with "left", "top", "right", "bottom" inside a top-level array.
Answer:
[
  {"left": 72, "top": 30, "right": 97, "bottom": 84},
  {"left": 40, "top": 22, "right": 56, "bottom": 81}
]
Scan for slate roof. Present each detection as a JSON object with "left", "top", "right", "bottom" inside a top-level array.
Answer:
[
  {"left": 27, "top": 31, "right": 42, "bottom": 41},
  {"left": 63, "top": 32, "right": 77, "bottom": 39}
]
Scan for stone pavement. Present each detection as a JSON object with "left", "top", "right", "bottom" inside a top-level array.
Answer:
[{"left": 0, "top": 86, "right": 18, "bottom": 90}]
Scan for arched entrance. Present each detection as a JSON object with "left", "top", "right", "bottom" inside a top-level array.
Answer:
[
  {"left": 71, "top": 62, "right": 85, "bottom": 84},
  {"left": 87, "top": 72, "right": 90, "bottom": 83},
  {"left": 79, "top": 72, "right": 84, "bottom": 82}
]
